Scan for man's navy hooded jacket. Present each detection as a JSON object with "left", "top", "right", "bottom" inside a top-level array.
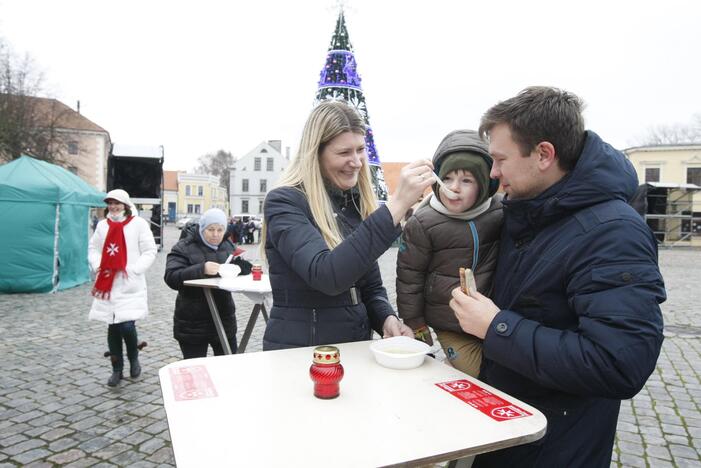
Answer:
[{"left": 475, "top": 131, "right": 666, "bottom": 468}]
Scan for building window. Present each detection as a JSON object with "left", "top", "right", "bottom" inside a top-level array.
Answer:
[
  {"left": 258, "top": 199, "right": 264, "bottom": 213},
  {"left": 198, "top": 185, "right": 203, "bottom": 196},
  {"left": 242, "top": 199, "right": 249, "bottom": 213},
  {"left": 261, "top": 149, "right": 268, "bottom": 153},
  {"left": 688, "top": 167, "right": 701, "bottom": 186},
  {"left": 260, "top": 179, "right": 267, "bottom": 192},
  {"left": 242, "top": 179, "right": 249, "bottom": 192},
  {"left": 644, "top": 167, "right": 660, "bottom": 183},
  {"left": 254, "top": 157, "right": 261, "bottom": 171},
  {"left": 187, "top": 204, "right": 194, "bottom": 213},
  {"left": 186, "top": 185, "right": 191, "bottom": 196},
  {"left": 266, "top": 157, "right": 274, "bottom": 171},
  {"left": 68, "top": 141, "right": 79, "bottom": 155},
  {"left": 194, "top": 204, "right": 201, "bottom": 214}
]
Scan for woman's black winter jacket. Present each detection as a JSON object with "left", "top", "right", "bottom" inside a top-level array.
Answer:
[
  {"left": 262, "top": 185, "right": 401, "bottom": 350},
  {"left": 164, "top": 224, "right": 252, "bottom": 344}
]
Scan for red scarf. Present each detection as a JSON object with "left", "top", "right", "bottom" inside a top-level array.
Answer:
[{"left": 92, "top": 216, "right": 134, "bottom": 299}]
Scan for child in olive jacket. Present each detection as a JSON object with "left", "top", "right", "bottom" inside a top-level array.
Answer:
[{"left": 397, "top": 129, "right": 502, "bottom": 377}]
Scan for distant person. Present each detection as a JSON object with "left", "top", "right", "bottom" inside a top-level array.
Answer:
[
  {"left": 246, "top": 219, "right": 255, "bottom": 244},
  {"left": 397, "top": 129, "right": 502, "bottom": 377},
  {"left": 450, "top": 87, "right": 666, "bottom": 467},
  {"left": 164, "top": 208, "right": 252, "bottom": 358},
  {"left": 252, "top": 217, "right": 262, "bottom": 243},
  {"left": 261, "top": 100, "right": 434, "bottom": 350},
  {"left": 225, "top": 217, "right": 238, "bottom": 244},
  {"left": 91, "top": 214, "right": 98, "bottom": 231},
  {"left": 235, "top": 219, "right": 244, "bottom": 244},
  {"left": 88, "top": 189, "right": 157, "bottom": 387}
]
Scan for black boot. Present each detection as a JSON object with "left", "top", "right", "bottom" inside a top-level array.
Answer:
[
  {"left": 107, "top": 370, "right": 123, "bottom": 387},
  {"left": 129, "top": 358, "right": 141, "bottom": 379},
  {"left": 121, "top": 322, "right": 141, "bottom": 379},
  {"left": 107, "top": 355, "right": 123, "bottom": 387}
]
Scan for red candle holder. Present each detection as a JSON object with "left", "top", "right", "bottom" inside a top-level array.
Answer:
[
  {"left": 310, "top": 346, "right": 344, "bottom": 399},
  {"left": 251, "top": 264, "right": 262, "bottom": 281}
]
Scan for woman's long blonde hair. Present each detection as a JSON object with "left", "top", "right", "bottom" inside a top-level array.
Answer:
[{"left": 261, "top": 101, "right": 378, "bottom": 253}]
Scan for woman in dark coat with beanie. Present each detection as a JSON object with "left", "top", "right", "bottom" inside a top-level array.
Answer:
[{"left": 165, "top": 208, "right": 252, "bottom": 358}]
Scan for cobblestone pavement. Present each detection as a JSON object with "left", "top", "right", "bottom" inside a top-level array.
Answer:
[{"left": 0, "top": 225, "right": 699, "bottom": 467}]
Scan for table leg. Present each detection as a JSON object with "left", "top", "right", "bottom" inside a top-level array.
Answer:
[
  {"left": 203, "top": 288, "right": 232, "bottom": 355},
  {"left": 238, "top": 303, "right": 264, "bottom": 354},
  {"left": 261, "top": 304, "right": 269, "bottom": 323}
]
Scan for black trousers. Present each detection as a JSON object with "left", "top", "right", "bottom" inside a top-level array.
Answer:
[
  {"left": 178, "top": 335, "right": 238, "bottom": 359},
  {"left": 107, "top": 321, "right": 138, "bottom": 371}
]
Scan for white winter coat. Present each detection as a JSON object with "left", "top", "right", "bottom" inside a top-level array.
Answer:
[{"left": 88, "top": 216, "right": 157, "bottom": 324}]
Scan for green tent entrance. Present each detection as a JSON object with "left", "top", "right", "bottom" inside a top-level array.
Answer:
[{"left": 0, "top": 155, "right": 106, "bottom": 293}]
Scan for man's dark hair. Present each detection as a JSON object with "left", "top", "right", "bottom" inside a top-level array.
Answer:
[{"left": 479, "top": 86, "right": 586, "bottom": 172}]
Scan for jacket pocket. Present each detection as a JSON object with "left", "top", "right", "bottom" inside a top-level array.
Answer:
[
  {"left": 340, "top": 305, "right": 370, "bottom": 341},
  {"left": 121, "top": 270, "right": 143, "bottom": 294},
  {"left": 425, "top": 272, "right": 460, "bottom": 306},
  {"left": 424, "top": 271, "right": 436, "bottom": 298},
  {"left": 590, "top": 264, "right": 662, "bottom": 289}
]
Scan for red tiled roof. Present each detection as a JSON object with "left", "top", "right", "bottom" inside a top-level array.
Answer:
[
  {"left": 25, "top": 96, "right": 107, "bottom": 133},
  {"left": 380, "top": 162, "right": 405, "bottom": 195},
  {"left": 163, "top": 170, "right": 180, "bottom": 191},
  {"left": 381, "top": 162, "right": 432, "bottom": 197}
]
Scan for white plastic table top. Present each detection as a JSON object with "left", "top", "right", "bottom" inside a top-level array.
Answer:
[
  {"left": 183, "top": 275, "right": 272, "bottom": 354},
  {"left": 158, "top": 340, "right": 547, "bottom": 467},
  {"left": 183, "top": 274, "right": 272, "bottom": 300},
  {"left": 184, "top": 274, "right": 272, "bottom": 313}
]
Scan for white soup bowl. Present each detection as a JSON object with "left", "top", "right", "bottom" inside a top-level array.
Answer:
[{"left": 370, "top": 336, "right": 430, "bottom": 370}]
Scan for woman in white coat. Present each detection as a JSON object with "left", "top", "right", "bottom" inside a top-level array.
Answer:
[{"left": 89, "top": 189, "right": 157, "bottom": 387}]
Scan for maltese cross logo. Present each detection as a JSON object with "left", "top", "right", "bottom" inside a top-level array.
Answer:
[
  {"left": 107, "top": 243, "right": 119, "bottom": 256},
  {"left": 494, "top": 408, "right": 517, "bottom": 418},
  {"left": 490, "top": 405, "right": 528, "bottom": 420},
  {"left": 448, "top": 381, "right": 470, "bottom": 390}
]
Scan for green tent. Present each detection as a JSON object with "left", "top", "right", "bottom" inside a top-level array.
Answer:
[{"left": 0, "top": 155, "right": 106, "bottom": 293}]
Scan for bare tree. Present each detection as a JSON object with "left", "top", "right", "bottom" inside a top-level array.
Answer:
[
  {"left": 636, "top": 113, "right": 701, "bottom": 146},
  {"left": 692, "top": 113, "right": 701, "bottom": 137},
  {"left": 195, "top": 149, "right": 234, "bottom": 195},
  {"left": 0, "top": 38, "right": 67, "bottom": 163}
]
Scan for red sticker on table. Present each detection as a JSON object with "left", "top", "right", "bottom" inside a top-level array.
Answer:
[
  {"left": 170, "top": 365, "right": 218, "bottom": 401},
  {"left": 436, "top": 379, "right": 532, "bottom": 421}
]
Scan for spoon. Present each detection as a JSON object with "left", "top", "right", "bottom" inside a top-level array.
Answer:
[{"left": 432, "top": 173, "right": 460, "bottom": 200}]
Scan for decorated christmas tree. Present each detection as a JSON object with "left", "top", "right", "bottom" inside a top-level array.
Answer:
[{"left": 314, "top": 9, "right": 389, "bottom": 201}]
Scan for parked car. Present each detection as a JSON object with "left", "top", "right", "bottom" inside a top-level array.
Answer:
[{"left": 176, "top": 215, "right": 200, "bottom": 229}]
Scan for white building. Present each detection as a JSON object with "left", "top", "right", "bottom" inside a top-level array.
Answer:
[{"left": 229, "top": 140, "right": 288, "bottom": 216}]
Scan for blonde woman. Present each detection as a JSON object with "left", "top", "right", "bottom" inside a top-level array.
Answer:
[{"left": 262, "top": 101, "right": 435, "bottom": 350}]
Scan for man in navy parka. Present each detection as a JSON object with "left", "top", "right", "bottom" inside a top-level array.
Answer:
[{"left": 450, "top": 87, "right": 666, "bottom": 467}]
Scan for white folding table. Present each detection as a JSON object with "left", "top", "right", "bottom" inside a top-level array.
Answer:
[
  {"left": 183, "top": 275, "right": 272, "bottom": 354},
  {"left": 159, "top": 340, "right": 547, "bottom": 467}
]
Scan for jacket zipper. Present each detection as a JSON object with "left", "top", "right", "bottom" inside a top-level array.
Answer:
[{"left": 311, "top": 309, "right": 317, "bottom": 345}]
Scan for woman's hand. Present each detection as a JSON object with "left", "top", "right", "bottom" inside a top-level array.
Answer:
[
  {"left": 386, "top": 159, "right": 436, "bottom": 225},
  {"left": 382, "top": 315, "right": 414, "bottom": 338},
  {"left": 204, "top": 261, "right": 220, "bottom": 276}
]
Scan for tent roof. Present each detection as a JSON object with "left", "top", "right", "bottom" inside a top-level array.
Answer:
[{"left": 0, "top": 155, "right": 106, "bottom": 206}]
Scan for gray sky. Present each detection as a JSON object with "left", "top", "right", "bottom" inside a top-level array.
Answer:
[{"left": 1, "top": 0, "right": 699, "bottom": 171}]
